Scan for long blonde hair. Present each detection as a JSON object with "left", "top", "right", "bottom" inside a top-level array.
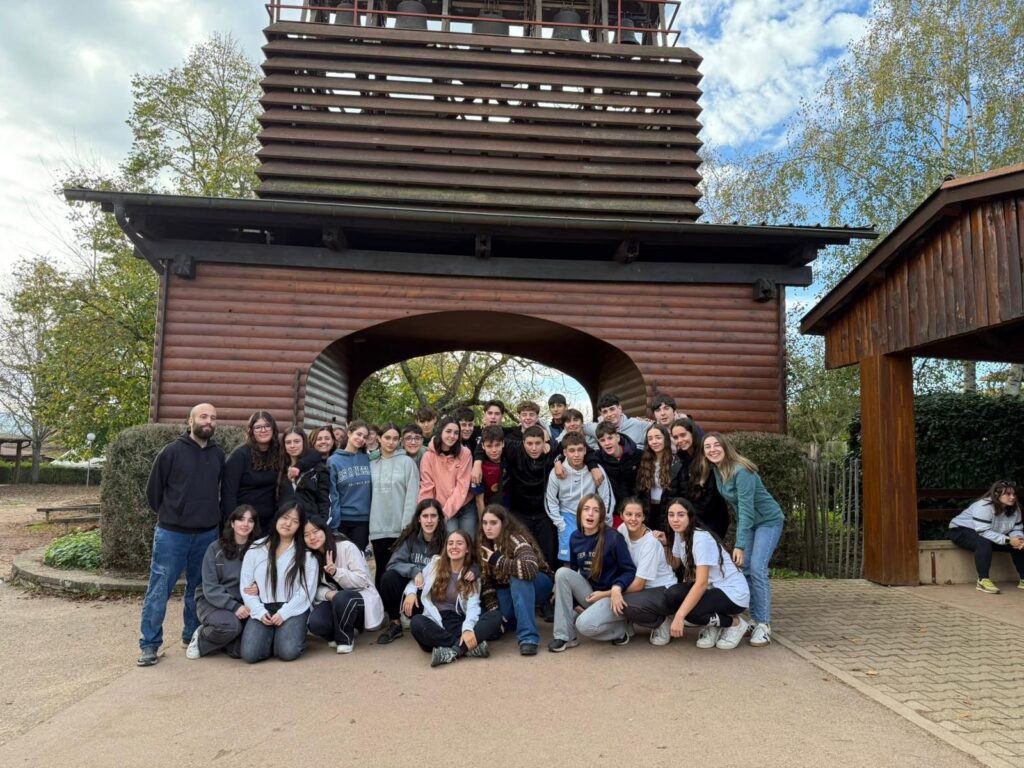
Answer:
[{"left": 696, "top": 431, "right": 758, "bottom": 485}]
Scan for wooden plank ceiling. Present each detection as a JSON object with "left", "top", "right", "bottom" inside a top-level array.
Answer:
[{"left": 257, "top": 21, "right": 704, "bottom": 220}]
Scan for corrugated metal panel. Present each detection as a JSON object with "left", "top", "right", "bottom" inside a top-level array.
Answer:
[
  {"left": 156, "top": 264, "right": 783, "bottom": 433},
  {"left": 256, "top": 21, "right": 703, "bottom": 221},
  {"left": 303, "top": 343, "right": 349, "bottom": 428}
]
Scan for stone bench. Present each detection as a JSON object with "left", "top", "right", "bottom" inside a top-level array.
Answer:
[{"left": 918, "top": 539, "right": 1020, "bottom": 585}]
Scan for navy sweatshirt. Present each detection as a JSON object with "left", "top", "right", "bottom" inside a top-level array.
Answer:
[
  {"left": 568, "top": 527, "right": 636, "bottom": 591},
  {"left": 146, "top": 433, "right": 225, "bottom": 533}
]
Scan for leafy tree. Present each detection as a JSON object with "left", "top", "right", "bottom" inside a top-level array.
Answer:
[
  {"left": 0, "top": 260, "right": 61, "bottom": 479},
  {"left": 354, "top": 352, "right": 545, "bottom": 425},
  {"left": 123, "top": 32, "right": 262, "bottom": 197}
]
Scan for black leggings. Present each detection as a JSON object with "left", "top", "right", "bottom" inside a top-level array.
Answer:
[
  {"left": 370, "top": 538, "right": 397, "bottom": 591},
  {"left": 379, "top": 569, "right": 410, "bottom": 622},
  {"left": 409, "top": 608, "right": 504, "bottom": 653},
  {"left": 948, "top": 526, "right": 1024, "bottom": 580},
  {"left": 663, "top": 582, "right": 745, "bottom": 627}
]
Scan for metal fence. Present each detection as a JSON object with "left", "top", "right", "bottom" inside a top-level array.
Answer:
[{"left": 795, "top": 455, "right": 863, "bottom": 578}]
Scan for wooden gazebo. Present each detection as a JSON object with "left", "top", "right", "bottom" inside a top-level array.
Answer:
[{"left": 802, "top": 164, "right": 1024, "bottom": 585}]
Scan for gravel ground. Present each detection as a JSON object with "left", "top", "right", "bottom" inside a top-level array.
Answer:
[{"left": 0, "top": 485, "right": 100, "bottom": 577}]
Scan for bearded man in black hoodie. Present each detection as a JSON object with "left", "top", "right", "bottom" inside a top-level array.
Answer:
[{"left": 138, "top": 403, "right": 225, "bottom": 667}]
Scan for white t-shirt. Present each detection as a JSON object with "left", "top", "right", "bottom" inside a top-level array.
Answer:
[
  {"left": 618, "top": 525, "right": 677, "bottom": 589},
  {"left": 672, "top": 530, "right": 749, "bottom": 607}
]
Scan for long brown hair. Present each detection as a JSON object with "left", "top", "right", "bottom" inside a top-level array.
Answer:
[
  {"left": 575, "top": 493, "right": 609, "bottom": 581},
  {"left": 430, "top": 529, "right": 479, "bottom": 602},
  {"left": 478, "top": 504, "right": 549, "bottom": 572},
  {"left": 636, "top": 424, "right": 672, "bottom": 493},
  {"left": 667, "top": 497, "right": 725, "bottom": 581},
  {"left": 985, "top": 480, "right": 1022, "bottom": 515},
  {"left": 696, "top": 431, "right": 758, "bottom": 485},
  {"left": 246, "top": 410, "right": 283, "bottom": 472}
]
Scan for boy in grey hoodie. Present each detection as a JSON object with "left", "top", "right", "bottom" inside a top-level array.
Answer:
[{"left": 545, "top": 433, "right": 614, "bottom": 565}]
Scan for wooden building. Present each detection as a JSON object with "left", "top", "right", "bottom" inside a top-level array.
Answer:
[
  {"left": 802, "top": 163, "right": 1024, "bottom": 585},
  {"left": 68, "top": 4, "right": 871, "bottom": 431}
]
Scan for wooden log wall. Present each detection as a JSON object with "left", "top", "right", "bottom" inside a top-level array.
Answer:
[
  {"left": 825, "top": 194, "right": 1024, "bottom": 368},
  {"left": 154, "top": 264, "right": 784, "bottom": 432},
  {"left": 256, "top": 21, "right": 703, "bottom": 220}
]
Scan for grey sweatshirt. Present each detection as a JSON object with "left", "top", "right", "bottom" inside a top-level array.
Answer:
[
  {"left": 195, "top": 540, "right": 243, "bottom": 613},
  {"left": 369, "top": 452, "right": 420, "bottom": 541},
  {"left": 950, "top": 499, "right": 1024, "bottom": 545}
]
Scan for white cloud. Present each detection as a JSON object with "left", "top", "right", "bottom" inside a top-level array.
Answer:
[
  {"left": 0, "top": 0, "right": 266, "bottom": 272},
  {"left": 678, "top": 0, "right": 870, "bottom": 149}
]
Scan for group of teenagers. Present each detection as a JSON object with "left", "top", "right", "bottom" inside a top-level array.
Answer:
[{"left": 137, "top": 393, "right": 787, "bottom": 668}]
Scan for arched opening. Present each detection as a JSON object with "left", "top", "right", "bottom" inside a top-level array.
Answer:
[{"left": 301, "top": 311, "right": 647, "bottom": 426}]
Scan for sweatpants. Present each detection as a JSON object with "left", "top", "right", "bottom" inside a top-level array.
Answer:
[
  {"left": 552, "top": 567, "right": 628, "bottom": 642},
  {"left": 948, "top": 526, "right": 1024, "bottom": 580},
  {"left": 409, "top": 608, "right": 504, "bottom": 653},
  {"left": 663, "top": 582, "right": 745, "bottom": 627},
  {"left": 308, "top": 590, "right": 365, "bottom": 646},
  {"left": 194, "top": 596, "right": 244, "bottom": 657}
]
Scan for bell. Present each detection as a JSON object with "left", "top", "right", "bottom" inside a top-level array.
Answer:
[
  {"left": 395, "top": 0, "right": 428, "bottom": 29},
  {"left": 552, "top": 9, "right": 583, "bottom": 41},
  {"left": 474, "top": 11, "right": 509, "bottom": 36},
  {"left": 616, "top": 17, "right": 639, "bottom": 44},
  {"left": 331, "top": 0, "right": 358, "bottom": 25}
]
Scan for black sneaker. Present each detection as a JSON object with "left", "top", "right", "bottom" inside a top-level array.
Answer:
[
  {"left": 520, "top": 643, "right": 538, "bottom": 656},
  {"left": 377, "top": 623, "right": 403, "bottom": 645},
  {"left": 547, "top": 637, "right": 579, "bottom": 653},
  {"left": 612, "top": 632, "right": 630, "bottom": 646},
  {"left": 137, "top": 648, "right": 158, "bottom": 667}
]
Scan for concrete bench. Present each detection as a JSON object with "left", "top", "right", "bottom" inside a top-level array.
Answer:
[{"left": 918, "top": 539, "right": 1020, "bottom": 584}]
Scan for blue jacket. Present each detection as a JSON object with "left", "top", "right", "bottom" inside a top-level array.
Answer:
[
  {"left": 569, "top": 527, "right": 636, "bottom": 591},
  {"left": 327, "top": 449, "right": 372, "bottom": 528}
]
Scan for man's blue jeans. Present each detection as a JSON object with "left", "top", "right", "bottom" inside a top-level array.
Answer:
[
  {"left": 496, "top": 572, "right": 553, "bottom": 646},
  {"left": 742, "top": 524, "right": 783, "bottom": 624},
  {"left": 139, "top": 525, "right": 218, "bottom": 650}
]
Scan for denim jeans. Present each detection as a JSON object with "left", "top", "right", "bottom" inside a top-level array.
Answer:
[
  {"left": 139, "top": 525, "right": 218, "bottom": 650},
  {"left": 742, "top": 524, "right": 783, "bottom": 624},
  {"left": 496, "top": 572, "right": 553, "bottom": 646},
  {"left": 239, "top": 611, "right": 310, "bottom": 663},
  {"left": 444, "top": 500, "right": 478, "bottom": 540}
]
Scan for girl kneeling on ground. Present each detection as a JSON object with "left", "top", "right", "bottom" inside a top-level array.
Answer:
[
  {"left": 405, "top": 530, "right": 502, "bottom": 667},
  {"left": 304, "top": 516, "right": 385, "bottom": 654},
  {"left": 616, "top": 498, "right": 679, "bottom": 647},
  {"left": 948, "top": 480, "right": 1024, "bottom": 594},
  {"left": 478, "top": 504, "right": 554, "bottom": 656},
  {"left": 187, "top": 504, "right": 258, "bottom": 660},
  {"left": 663, "top": 498, "right": 749, "bottom": 650},
  {"left": 239, "top": 502, "right": 318, "bottom": 663},
  {"left": 549, "top": 493, "right": 636, "bottom": 652}
]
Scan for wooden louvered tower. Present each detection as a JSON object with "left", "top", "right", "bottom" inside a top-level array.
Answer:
[{"left": 257, "top": 1, "right": 704, "bottom": 220}]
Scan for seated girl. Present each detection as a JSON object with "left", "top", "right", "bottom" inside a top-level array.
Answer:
[
  {"left": 615, "top": 498, "right": 679, "bottom": 647},
  {"left": 239, "top": 502, "right": 318, "bottom": 663},
  {"left": 304, "top": 516, "right": 385, "bottom": 653},
  {"left": 478, "top": 504, "right": 554, "bottom": 656},
  {"left": 663, "top": 498, "right": 749, "bottom": 650},
  {"left": 405, "top": 530, "right": 503, "bottom": 667},
  {"left": 376, "top": 500, "right": 444, "bottom": 645},
  {"left": 187, "top": 504, "right": 258, "bottom": 660},
  {"left": 948, "top": 480, "right": 1024, "bottom": 594},
  {"left": 548, "top": 493, "right": 636, "bottom": 652}
]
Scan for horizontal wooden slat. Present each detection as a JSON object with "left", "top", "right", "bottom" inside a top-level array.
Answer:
[{"left": 258, "top": 109, "right": 701, "bottom": 148}]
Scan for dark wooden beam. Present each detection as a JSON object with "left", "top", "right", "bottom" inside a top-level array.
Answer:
[
  {"left": 861, "top": 353, "right": 918, "bottom": 586},
  {"left": 147, "top": 240, "right": 814, "bottom": 286}
]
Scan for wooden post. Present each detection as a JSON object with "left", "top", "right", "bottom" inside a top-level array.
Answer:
[
  {"left": 13, "top": 441, "right": 22, "bottom": 485},
  {"left": 860, "top": 353, "right": 918, "bottom": 585}
]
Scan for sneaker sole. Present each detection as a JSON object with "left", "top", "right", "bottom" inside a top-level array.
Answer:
[
  {"left": 548, "top": 639, "right": 580, "bottom": 653},
  {"left": 749, "top": 639, "right": 771, "bottom": 647},
  {"left": 976, "top": 586, "right": 1000, "bottom": 594}
]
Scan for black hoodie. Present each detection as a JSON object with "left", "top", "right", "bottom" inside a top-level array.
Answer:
[{"left": 146, "top": 433, "right": 226, "bottom": 533}]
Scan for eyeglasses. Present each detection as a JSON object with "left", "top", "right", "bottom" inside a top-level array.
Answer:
[
  {"left": 404, "top": 435, "right": 424, "bottom": 442},
  {"left": 252, "top": 424, "right": 273, "bottom": 432}
]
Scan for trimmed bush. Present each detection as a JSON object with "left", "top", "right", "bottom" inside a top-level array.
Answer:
[
  {"left": 44, "top": 529, "right": 102, "bottom": 571},
  {"left": 100, "top": 423, "right": 245, "bottom": 573},
  {"left": 0, "top": 462, "right": 102, "bottom": 485}
]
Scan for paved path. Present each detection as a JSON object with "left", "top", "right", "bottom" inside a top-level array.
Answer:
[
  {"left": 774, "top": 579, "right": 1024, "bottom": 768},
  {"left": 0, "top": 580, "right": 976, "bottom": 768}
]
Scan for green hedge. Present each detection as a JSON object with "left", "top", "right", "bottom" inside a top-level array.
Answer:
[
  {"left": 0, "top": 463, "right": 102, "bottom": 485},
  {"left": 100, "top": 424, "right": 245, "bottom": 573},
  {"left": 44, "top": 529, "right": 102, "bottom": 571}
]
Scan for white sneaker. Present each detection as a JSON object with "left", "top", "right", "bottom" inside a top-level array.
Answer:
[
  {"left": 328, "top": 641, "right": 337, "bottom": 648},
  {"left": 749, "top": 623, "right": 771, "bottom": 647},
  {"left": 185, "top": 628, "right": 201, "bottom": 660},
  {"left": 696, "top": 625, "right": 721, "bottom": 649},
  {"left": 650, "top": 617, "right": 672, "bottom": 647},
  {"left": 336, "top": 643, "right": 354, "bottom": 654},
  {"left": 716, "top": 617, "right": 749, "bottom": 650}
]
